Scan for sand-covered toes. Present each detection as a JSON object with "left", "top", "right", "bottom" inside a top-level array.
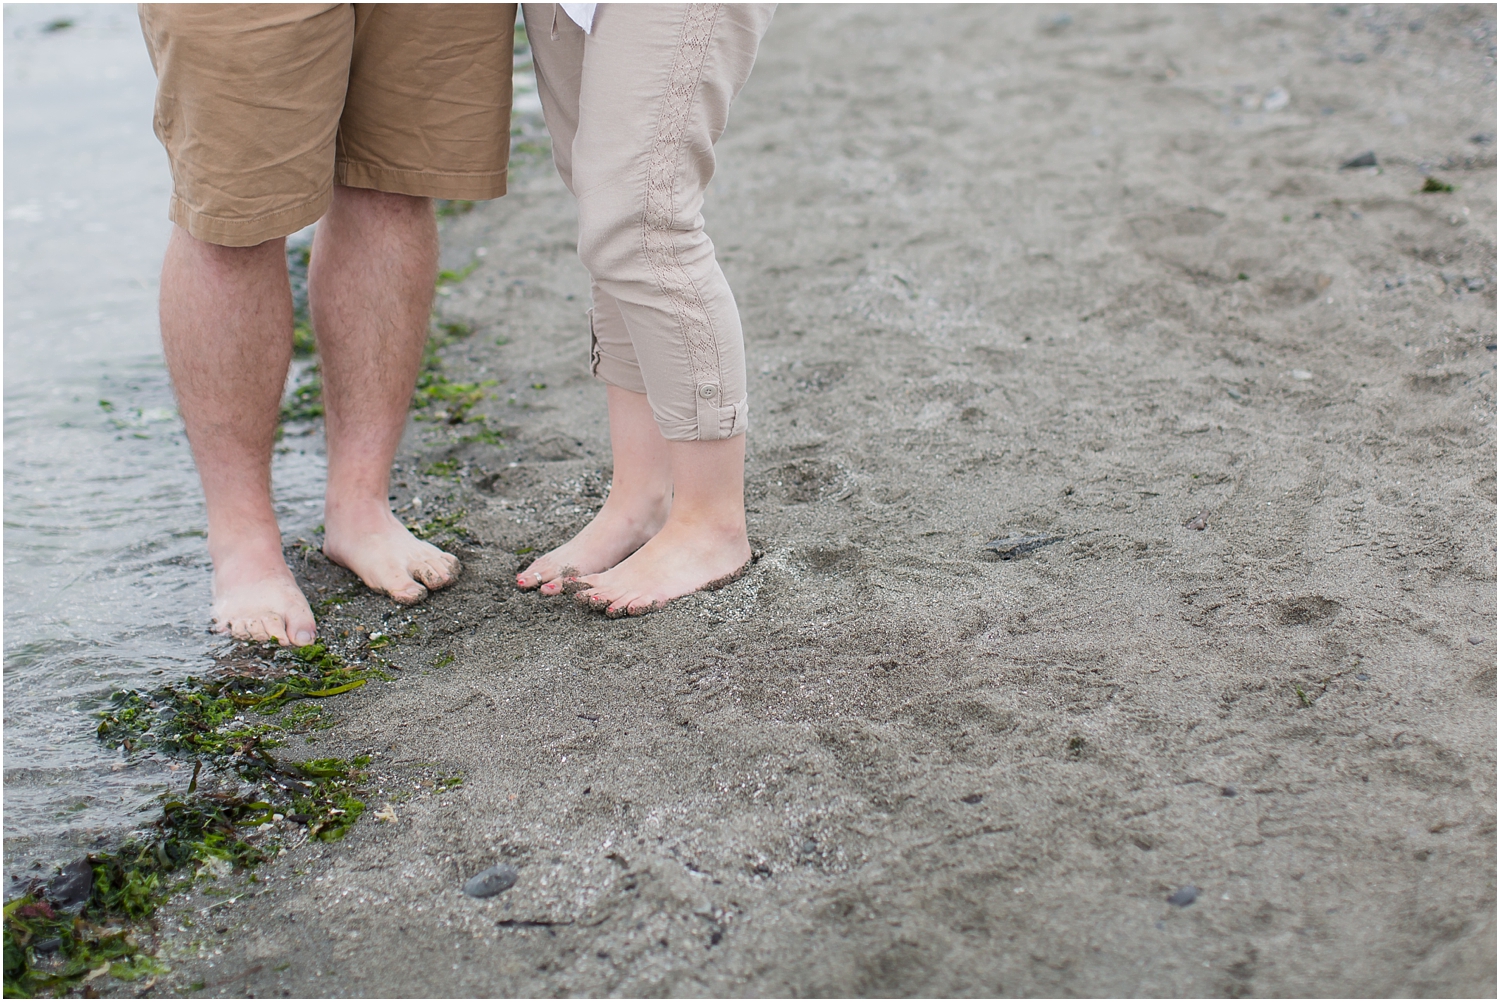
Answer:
[
  {"left": 210, "top": 568, "right": 316, "bottom": 646},
  {"left": 323, "top": 513, "right": 461, "bottom": 605}
]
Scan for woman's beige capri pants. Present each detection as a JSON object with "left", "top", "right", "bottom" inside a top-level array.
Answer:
[{"left": 524, "top": 3, "right": 776, "bottom": 442}]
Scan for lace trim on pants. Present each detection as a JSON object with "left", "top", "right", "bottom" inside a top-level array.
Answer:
[{"left": 640, "top": 4, "right": 724, "bottom": 418}]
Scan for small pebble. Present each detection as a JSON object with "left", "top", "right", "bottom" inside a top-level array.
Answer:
[
  {"left": 1355, "top": 673, "right": 1369, "bottom": 681},
  {"left": 801, "top": 839, "right": 818, "bottom": 855},
  {"left": 1221, "top": 785, "right": 1237, "bottom": 798},
  {"left": 1263, "top": 87, "right": 1290, "bottom": 112},
  {"left": 984, "top": 533, "right": 1064, "bottom": 560},
  {"left": 1167, "top": 885, "right": 1199, "bottom": 907},
  {"left": 1340, "top": 150, "right": 1378, "bottom": 169},
  {"left": 1468, "top": 635, "right": 1483, "bottom": 645},
  {"left": 961, "top": 793, "right": 984, "bottom": 805},
  {"left": 1290, "top": 369, "right": 1313, "bottom": 381},
  {"left": 462, "top": 864, "right": 518, "bottom": 898}
]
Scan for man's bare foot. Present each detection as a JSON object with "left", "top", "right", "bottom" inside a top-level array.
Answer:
[
  {"left": 517, "top": 492, "right": 669, "bottom": 595},
  {"left": 210, "top": 539, "right": 317, "bottom": 646},
  {"left": 571, "top": 518, "right": 751, "bottom": 617},
  {"left": 323, "top": 507, "right": 461, "bottom": 605}
]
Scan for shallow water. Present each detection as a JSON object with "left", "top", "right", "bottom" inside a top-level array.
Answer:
[{"left": 3, "top": 6, "right": 327, "bottom": 870}]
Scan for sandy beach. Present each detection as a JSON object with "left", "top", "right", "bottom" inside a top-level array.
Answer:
[{"left": 137, "top": 5, "right": 1494, "bottom": 997}]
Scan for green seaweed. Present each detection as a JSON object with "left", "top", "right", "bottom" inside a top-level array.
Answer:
[
  {"left": 423, "top": 458, "right": 462, "bottom": 479},
  {"left": 97, "top": 643, "right": 388, "bottom": 759},
  {"left": 411, "top": 316, "right": 496, "bottom": 425},
  {"left": 436, "top": 261, "right": 478, "bottom": 287},
  {"left": 412, "top": 375, "right": 493, "bottom": 424},
  {"left": 312, "top": 584, "right": 363, "bottom": 616},
  {"left": 286, "top": 243, "right": 316, "bottom": 357},
  {"left": 1420, "top": 177, "right": 1455, "bottom": 193},
  {"left": 435, "top": 200, "right": 476, "bottom": 219},
  {"left": 457, "top": 425, "right": 508, "bottom": 447},
  {"left": 292, "top": 321, "right": 317, "bottom": 357},
  {"left": 2, "top": 740, "right": 377, "bottom": 994},
  {"left": 280, "top": 365, "right": 324, "bottom": 423},
  {"left": 406, "top": 510, "right": 467, "bottom": 543}
]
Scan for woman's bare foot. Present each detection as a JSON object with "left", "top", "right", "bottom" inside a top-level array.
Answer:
[
  {"left": 517, "top": 492, "right": 669, "bottom": 594},
  {"left": 571, "top": 433, "right": 750, "bottom": 617},
  {"left": 323, "top": 505, "right": 461, "bottom": 605},
  {"left": 210, "top": 536, "right": 317, "bottom": 646},
  {"left": 573, "top": 517, "right": 751, "bottom": 616},
  {"left": 518, "top": 385, "right": 674, "bottom": 594}
]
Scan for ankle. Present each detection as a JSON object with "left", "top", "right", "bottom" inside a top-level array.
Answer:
[
  {"left": 664, "top": 506, "right": 747, "bottom": 539},
  {"left": 207, "top": 523, "right": 284, "bottom": 569},
  {"left": 323, "top": 495, "right": 398, "bottom": 534},
  {"left": 600, "top": 481, "right": 671, "bottom": 519}
]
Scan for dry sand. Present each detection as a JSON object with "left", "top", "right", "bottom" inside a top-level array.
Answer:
[{"left": 163, "top": 5, "right": 1495, "bottom": 997}]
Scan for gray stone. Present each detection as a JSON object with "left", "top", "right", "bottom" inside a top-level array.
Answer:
[
  {"left": 983, "top": 533, "right": 1064, "bottom": 560},
  {"left": 1166, "top": 885, "right": 1199, "bottom": 907},
  {"left": 462, "top": 864, "right": 519, "bottom": 898},
  {"left": 46, "top": 858, "right": 93, "bottom": 913}
]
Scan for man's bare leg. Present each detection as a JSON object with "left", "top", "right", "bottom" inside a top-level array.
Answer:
[
  {"left": 312, "top": 185, "right": 460, "bottom": 604},
  {"left": 518, "top": 385, "right": 672, "bottom": 593},
  {"left": 572, "top": 431, "right": 751, "bottom": 617},
  {"left": 160, "top": 229, "right": 316, "bottom": 646}
]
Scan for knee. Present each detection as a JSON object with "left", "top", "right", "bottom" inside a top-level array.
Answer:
[
  {"left": 574, "top": 199, "right": 641, "bottom": 283},
  {"left": 172, "top": 224, "right": 284, "bottom": 269},
  {"left": 576, "top": 198, "right": 713, "bottom": 290}
]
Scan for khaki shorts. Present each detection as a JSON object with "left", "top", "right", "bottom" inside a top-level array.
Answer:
[{"left": 139, "top": 3, "right": 516, "bottom": 247}]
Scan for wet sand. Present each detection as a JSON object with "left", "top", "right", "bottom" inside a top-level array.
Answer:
[{"left": 160, "top": 6, "right": 1494, "bottom": 997}]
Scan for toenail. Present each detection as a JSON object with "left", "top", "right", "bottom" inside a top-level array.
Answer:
[{"left": 294, "top": 630, "right": 314, "bottom": 645}]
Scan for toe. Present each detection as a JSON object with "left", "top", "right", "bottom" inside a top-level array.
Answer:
[
  {"left": 264, "top": 614, "right": 291, "bottom": 646},
  {"left": 539, "top": 579, "right": 565, "bottom": 596},
  {"left": 627, "top": 597, "right": 660, "bottom": 616},
  {"left": 239, "top": 617, "right": 270, "bottom": 643},
  {"left": 414, "top": 559, "right": 458, "bottom": 591},
  {"left": 388, "top": 579, "right": 430, "bottom": 605},
  {"left": 287, "top": 613, "right": 317, "bottom": 648},
  {"left": 517, "top": 570, "right": 540, "bottom": 590}
]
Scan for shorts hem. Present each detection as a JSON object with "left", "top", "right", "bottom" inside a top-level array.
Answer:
[
  {"left": 335, "top": 161, "right": 508, "bottom": 201},
  {"left": 169, "top": 192, "right": 330, "bottom": 248}
]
